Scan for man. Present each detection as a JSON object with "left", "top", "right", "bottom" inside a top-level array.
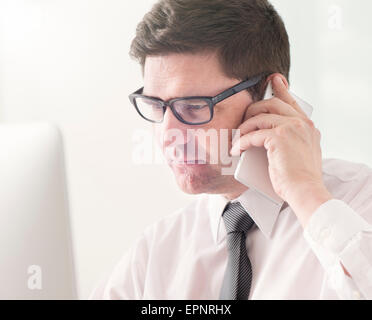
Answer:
[{"left": 90, "top": 0, "right": 372, "bottom": 299}]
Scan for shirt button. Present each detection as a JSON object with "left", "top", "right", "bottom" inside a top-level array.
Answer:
[{"left": 352, "top": 290, "right": 361, "bottom": 300}]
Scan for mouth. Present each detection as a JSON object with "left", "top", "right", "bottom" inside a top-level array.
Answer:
[{"left": 168, "top": 159, "right": 207, "bottom": 166}]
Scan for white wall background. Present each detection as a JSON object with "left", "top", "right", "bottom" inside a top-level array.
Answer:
[{"left": 0, "top": 0, "right": 371, "bottom": 299}]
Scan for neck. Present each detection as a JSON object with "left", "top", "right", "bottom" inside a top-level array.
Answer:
[{"left": 220, "top": 184, "right": 249, "bottom": 201}]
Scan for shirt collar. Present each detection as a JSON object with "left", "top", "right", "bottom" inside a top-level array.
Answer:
[{"left": 207, "top": 188, "right": 288, "bottom": 244}]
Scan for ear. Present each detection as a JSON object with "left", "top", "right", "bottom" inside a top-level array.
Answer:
[{"left": 264, "top": 73, "right": 289, "bottom": 90}]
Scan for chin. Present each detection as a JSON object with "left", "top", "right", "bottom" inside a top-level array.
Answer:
[
  {"left": 171, "top": 164, "right": 227, "bottom": 195},
  {"left": 178, "top": 182, "right": 207, "bottom": 195},
  {"left": 175, "top": 173, "right": 207, "bottom": 195}
]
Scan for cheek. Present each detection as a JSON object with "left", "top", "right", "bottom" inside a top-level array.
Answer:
[
  {"left": 212, "top": 104, "right": 246, "bottom": 130},
  {"left": 152, "top": 124, "right": 161, "bottom": 143}
]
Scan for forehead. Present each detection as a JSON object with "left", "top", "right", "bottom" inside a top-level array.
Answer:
[{"left": 143, "top": 52, "right": 238, "bottom": 100}]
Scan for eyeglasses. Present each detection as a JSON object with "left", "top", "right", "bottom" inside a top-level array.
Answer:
[{"left": 128, "top": 74, "right": 264, "bottom": 125}]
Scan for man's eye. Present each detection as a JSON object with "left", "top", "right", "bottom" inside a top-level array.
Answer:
[
  {"left": 150, "top": 104, "right": 163, "bottom": 109},
  {"left": 186, "top": 104, "right": 208, "bottom": 110}
]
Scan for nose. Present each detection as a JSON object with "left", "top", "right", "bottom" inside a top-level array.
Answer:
[
  {"left": 158, "top": 107, "right": 202, "bottom": 164},
  {"left": 161, "top": 107, "right": 191, "bottom": 148}
]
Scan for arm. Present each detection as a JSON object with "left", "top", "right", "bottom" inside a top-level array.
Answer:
[
  {"left": 230, "top": 75, "right": 372, "bottom": 299},
  {"left": 294, "top": 191, "right": 372, "bottom": 299}
]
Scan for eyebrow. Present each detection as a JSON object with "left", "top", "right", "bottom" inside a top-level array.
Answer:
[
  {"left": 142, "top": 89, "right": 164, "bottom": 100},
  {"left": 142, "top": 88, "right": 208, "bottom": 101},
  {"left": 140, "top": 74, "right": 262, "bottom": 102}
]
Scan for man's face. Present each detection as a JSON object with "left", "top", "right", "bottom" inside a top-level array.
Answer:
[{"left": 143, "top": 52, "right": 253, "bottom": 197}]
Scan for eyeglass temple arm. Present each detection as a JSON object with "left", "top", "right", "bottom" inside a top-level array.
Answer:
[{"left": 212, "top": 74, "right": 263, "bottom": 104}]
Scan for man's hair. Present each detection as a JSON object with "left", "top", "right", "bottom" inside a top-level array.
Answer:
[{"left": 129, "top": 0, "right": 290, "bottom": 100}]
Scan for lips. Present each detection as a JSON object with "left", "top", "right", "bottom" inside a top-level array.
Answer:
[
  {"left": 168, "top": 158, "right": 207, "bottom": 165},
  {"left": 165, "top": 146, "right": 208, "bottom": 165}
]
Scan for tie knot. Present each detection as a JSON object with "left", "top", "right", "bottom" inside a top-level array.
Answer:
[{"left": 222, "top": 202, "right": 254, "bottom": 235}]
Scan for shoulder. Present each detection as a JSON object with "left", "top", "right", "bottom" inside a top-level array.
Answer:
[
  {"left": 322, "top": 158, "right": 372, "bottom": 218},
  {"left": 322, "top": 158, "right": 372, "bottom": 190},
  {"left": 322, "top": 158, "right": 371, "bottom": 182},
  {"left": 90, "top": 196, "right": 210, "bottom": 299}
]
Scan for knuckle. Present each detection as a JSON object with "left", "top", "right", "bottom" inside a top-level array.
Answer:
[
  {"left": 289, "top": 98, "right": 297, "bottom": 106},
  {"left": 275, "top": 125, "right": 288, "bottom": 137},
  {"left": 256, "top": 112, "right": 268, "bottom": 118},
  {"left": 254, "top": 113, "right": 268, "bottom": 122},
  {"left": 315, "top": 127, "right": 321, "bottom": 138},
  {"left": 304, "top": 118, "right": 315, "bottom": 127},
  {"left": 292, "top": 118, "right": 306, "bottom": 129},
  {"left": 271, "top": 97, "right": 281, "bottom": 106},
  {"left": 264, "top": 135, "right": 275, "bottom": 151}
]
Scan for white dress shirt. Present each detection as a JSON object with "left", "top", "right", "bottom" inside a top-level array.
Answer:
[{"left": 90, "top": 158, "right": 372, "bottom": 300}]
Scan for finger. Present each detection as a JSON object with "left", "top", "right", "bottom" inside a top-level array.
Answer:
[
  {"left": 237, "top": 113, "right": 288, "bottom": 137},
  {"left": 244, "top": 97, "right": 299, "bottom": 121},
  {"left": 230, "top": 129, "right": 273, "bottom": 156},
  {"left": 272, "top": 76, "right": 307, "bottom": 118}
]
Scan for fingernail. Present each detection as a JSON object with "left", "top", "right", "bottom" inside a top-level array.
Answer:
[
  {"left": 232, "top": 132, "right": 240, "bottom": 145},
  {"left": 230, "top": 143, "right": 241, "bottom": 157},
  {"left": 274, "top": 75, "right": 284, "bottom": 86}
]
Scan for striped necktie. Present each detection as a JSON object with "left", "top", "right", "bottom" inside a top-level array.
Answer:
[{"left": 219, "top": 201, "right": 255, "bottom": 300}]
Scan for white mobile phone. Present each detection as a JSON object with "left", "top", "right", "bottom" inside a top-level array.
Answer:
[{"left": 233, "top": 81, "right": 314, "bottom": 205}]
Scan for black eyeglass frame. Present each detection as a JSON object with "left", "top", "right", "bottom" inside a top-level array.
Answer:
[{"left": 128, "top": 73, "right": 264, "bottom": 125}]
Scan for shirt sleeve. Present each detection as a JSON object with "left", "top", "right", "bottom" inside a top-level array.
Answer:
[
  {"left": 88, "top": 231, "right": 149, "bottom": 300},
  {"left": 303, "top": 198, "right": 372, "bottom": 299}
]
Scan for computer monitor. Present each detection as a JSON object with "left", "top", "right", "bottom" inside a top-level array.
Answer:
[{"left": 0, "top": 123, "right": 78, "bottom": 299}]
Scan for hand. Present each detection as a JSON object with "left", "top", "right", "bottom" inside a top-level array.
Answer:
[{"left": 230, "top": 75, "right": 333, "bottom": 227}]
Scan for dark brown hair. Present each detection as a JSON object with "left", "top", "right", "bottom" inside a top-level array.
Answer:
[{"left": 129, "top": 0, "right": 290, "bottom": 99}]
